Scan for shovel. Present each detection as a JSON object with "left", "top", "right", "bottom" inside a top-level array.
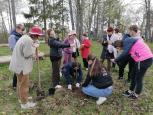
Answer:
[{"left": 35, "top": 48, "right": 45, "bottom": 101}]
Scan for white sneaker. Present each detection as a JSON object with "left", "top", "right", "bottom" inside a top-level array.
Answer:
[
  {"left": 55, "top": 85, "right": 62, "bottom": 89},
  {"left": 21, "top": 102, "right": 36, "bottom": 109},
  {"left": 60, "top": 71, "right": 62, "bottom": 77},
  {"left": 76, "top": 83, "right": 80, "bottom": 88},
  {"left": 68, "top": 84, "right": 72, "bottom": 90},
  {"left": 96, "top": 97, "right": 107, "bottom": 105}
]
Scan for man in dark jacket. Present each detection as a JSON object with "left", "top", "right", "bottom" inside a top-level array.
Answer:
[{"left": 8, "top": 24, "right": 24, "bottom": 90}]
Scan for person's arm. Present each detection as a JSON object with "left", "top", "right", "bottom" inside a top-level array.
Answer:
[
  {"left": 82, "top": 74, "right": 91, "bottom": 87},
  {"left": 8, "top": 35, "right": 16, "bottom": 51},
  {"left": 22, "top": 39, "right": 35, "bottom": 58},
  {"left": 48, "top": 39, "right": 70, "bottom": 48},
  {"left": 83, "top": 40, "right": 91, "bottom": 48},
  {"left": 115, "top": 38, "right": 136, "bottom": 62}
]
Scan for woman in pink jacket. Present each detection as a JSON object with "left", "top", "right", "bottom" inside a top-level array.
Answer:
[
  {"left": 80, "top": 33, "right": 92, "bottom": 70},
  {"left": 112, "top": 25, "right": 153, "bottom": 100},
  {"left": 114, "top": 38, "right": 153, "bottom": 100}
]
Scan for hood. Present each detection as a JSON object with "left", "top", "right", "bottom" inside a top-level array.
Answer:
[{"left": 11, "top": 30, "right": 22, "bottom": 38}]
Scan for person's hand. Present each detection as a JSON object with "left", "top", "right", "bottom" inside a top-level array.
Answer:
[
  {"left": 33, "top": 54, "right": 39, "bottom": 60},
  {"left": 33, "top": 42, "right": 40, "bottom": 48},
  {"left": 108, "top": 41, "right": 112, "bottom": 45},
  {"left": 110, "top": 59, "right": 116, "bottom": 63},
  {"left": 70, "top": 43, "right": 75, "bottom": 47}
]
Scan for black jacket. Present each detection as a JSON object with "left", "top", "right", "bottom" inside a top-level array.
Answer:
[
  {"left": 48, "top": 37, "right": 70, "bottom": 61},
  {"left": 82, "top": 73, "right": 113, "bottom": 89}
]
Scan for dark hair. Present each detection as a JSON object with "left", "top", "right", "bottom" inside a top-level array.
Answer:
[
  {"left": 107, "top": 27, "right": 114, "bottom": 32},
  {"left": 129, "top": 25, "right": 138, "bottom": 33},
  {"left": 47, "top": 28, "right": 55, "bottom": 37},
  {"left": 83, "top": 32, "right": 88, "bottom": 37},
  {"left": 87, "top": 54, "right": 107, "bottom": 77},
  {"left": 72, "top": 61, "right": 81, "bottom": 69},
  {"left": 114, "top": 40, "right": 123, "bottom": 48},
  {"left": 115, "top": 28, "right": 119, "bottom": 33},
  {"left": 16, "top": 24, "right": 24, "bottom": 31}
]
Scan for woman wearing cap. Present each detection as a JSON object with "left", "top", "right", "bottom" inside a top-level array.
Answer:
[
  {"left": 82, "top": 54, "right": 113, "bottom": 105},
  {"left": 9, "top": 26, "right": 43, "bottom": 109},
  {"left": 80, "top": 33, "right": 91, "bottom": 70},
  {"left": 47, "top": 28, "right": 71, "bottom": 89},
  {"left": 63, "top": 31, "right": 76, "bottom": 64}
]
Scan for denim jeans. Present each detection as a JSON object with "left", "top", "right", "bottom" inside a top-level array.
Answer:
[{"left": 82, "top": 85, "right": 113, "bottom": 98}]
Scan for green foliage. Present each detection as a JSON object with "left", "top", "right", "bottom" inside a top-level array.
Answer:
[{"left": 27, "top": 0, "right": 69, "bottom": 36}]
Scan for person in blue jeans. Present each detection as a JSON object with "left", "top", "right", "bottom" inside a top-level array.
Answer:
[
  {"left": 62, "top": 59, "right": 83, "bottom": 90},
  {"left": 82, "top": 54, "right": 113, "bottom": 105}
]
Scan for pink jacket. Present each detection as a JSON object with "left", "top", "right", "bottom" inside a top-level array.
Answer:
[{"left": 129, "top": 39, "right": 153, "bottom": 62}]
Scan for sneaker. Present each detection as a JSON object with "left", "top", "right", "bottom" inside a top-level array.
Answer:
[
  {"left": 60, "top": 71, "right": 62, "bottom": 77},
  {"left": 122, "top": 90, "right": 132, "bottom": 97},
  {"left": 96, "top": 97, "right": 107, "bottom": 105},
  {"left": 76, "top": 83, "right": 80, "bottom": 88},
  {"left": 55, "top": 85, "right": 62, "bottom": 89},
  {"left": 128, "top": 93, "right": 138, "bottom": 100},
  {"left": 21, "top": 102, "right": 36, "bottom": 109},
  {"left": 68, "top": 84, "right": 72, "bottom": 90}
]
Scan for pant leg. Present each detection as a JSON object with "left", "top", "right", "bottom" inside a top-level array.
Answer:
[
  {"left": 51, "top": 59, "right": 61, "bottom": 87},
  {"left": 83, "top": 58, "right": 88, "bottom": 68},
  {"left": 13, "top": 73, "right": 17, "bottom": 87},
  {"left": 62, "top": 66, "right": 72, "bottom": 85},
  {"left": 17, "top": 73, "right": 29, "bottom": 104},
  {"left": 107, "top": 59, "right": 111, "bottom": 73},
  {"left": 82, "top": 85, "right": 113, "bottom": 98},
  {"left": 128, "top": 58, "right": 135, "bottom": 81},
  {"left": 129, "top": 64, "right": 137, "bottom": 91},
  {"left": 76, "top": 69, "right": 83, "bottom": 83},
  {"left": 118, "top": 59, "right": 128, "bottom": 78},
  {"left": 135, "top": 58, "right": 152, "bottom": 94}
]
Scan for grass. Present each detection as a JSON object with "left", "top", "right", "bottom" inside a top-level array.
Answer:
[{"left": 0, "top": 41, "right": 153, "bottom": 114}]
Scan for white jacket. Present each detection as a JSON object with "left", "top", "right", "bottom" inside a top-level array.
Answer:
[
  {"left": 9, "top": 35, "right": 36, "bottom": 75},
  {"left": 72, "top": 38, "right": 80, "bottom": 52}
]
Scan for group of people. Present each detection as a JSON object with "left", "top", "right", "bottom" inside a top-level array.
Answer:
[{"left": 8, "top": 24, "right": 153, "bottom": 109}]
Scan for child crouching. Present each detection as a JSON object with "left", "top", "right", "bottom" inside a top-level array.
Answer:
[{"left": 62, "top": 59, "right": 83, "bottom": 90}]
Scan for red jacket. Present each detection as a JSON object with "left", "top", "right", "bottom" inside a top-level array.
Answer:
[{"left": 80, "top": 39, "right": 91, "bottom": 58}]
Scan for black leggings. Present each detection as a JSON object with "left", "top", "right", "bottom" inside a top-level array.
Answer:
[
  {"left": 118, "top": 56, "right": 134, "bottom": 80},
  {"left": 129, "top": 58, "right": 152, "bottom": 94},
  {"left": 13, "top": 73, "right": 17, "bottom": 87},
  {"left": 83, "top": 58, "right": 88, "bottom": 68}
]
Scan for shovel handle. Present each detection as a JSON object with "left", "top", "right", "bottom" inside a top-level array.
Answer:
[{"left": 36, "top": 48, "right": 41, "bottom": 89}]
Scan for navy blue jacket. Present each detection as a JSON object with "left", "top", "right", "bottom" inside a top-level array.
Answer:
[
  {"left": 8, "top": 30, "right": 22, "bottom": 50},
  {"left": 48, "top": 37, "right": 70, "bottom": 61},
  {"left": 115, "top": 34, "right": 137, "bottom": 62},
  {"left": 62, "top": 62, "right": 83, "bottom": 79}
]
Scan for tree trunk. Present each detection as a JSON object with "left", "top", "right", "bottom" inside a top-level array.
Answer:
[
  {"left": 88, "top": 0, "right": 99, "bottom": 34},
  {"left": 11, "top": 0, "right": 16, "bottom": 28},
  {"left": 43, "top": 0, "right": 47, "bottom": 43},
  {"left": 8, "top": 0, "right": 12, "bottom": 31},
  {"left": 69, "top": 0, "right": 75, "bottom": 30}
]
